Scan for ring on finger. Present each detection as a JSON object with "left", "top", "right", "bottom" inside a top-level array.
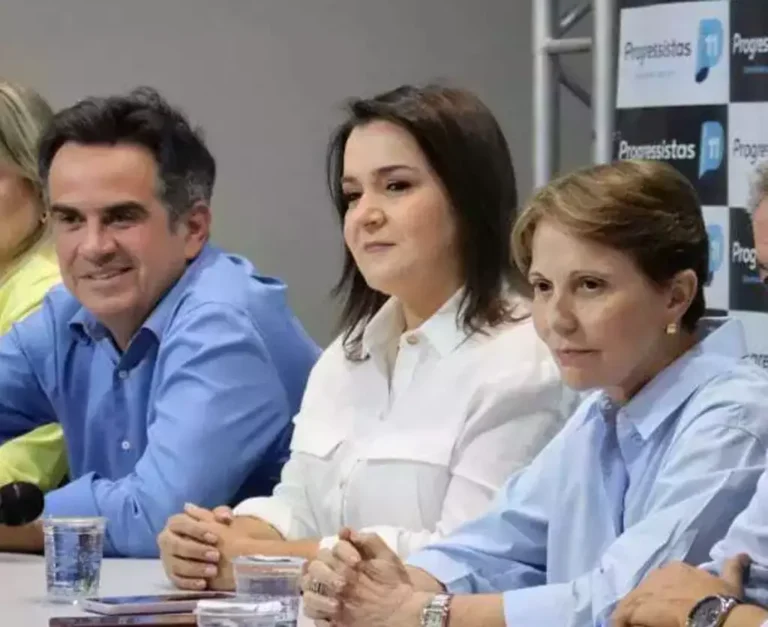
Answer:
[{"left": 310, "top": 579, "right": 331, "bottom": 596}]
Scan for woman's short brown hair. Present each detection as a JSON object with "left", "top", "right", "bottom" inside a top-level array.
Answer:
[{"left": 511, "top": 159, "right": 709, "bottom": 331}]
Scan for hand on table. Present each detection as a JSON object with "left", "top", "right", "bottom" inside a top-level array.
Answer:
[
  {"left": 301, "top": 528, "right": 429, "bottom": 627},
  {"left": 157, "top": 503, "right": 243, "bottom": 591},
  {"left": 611, "top": 555, "right": 748, "bottom": 627}
]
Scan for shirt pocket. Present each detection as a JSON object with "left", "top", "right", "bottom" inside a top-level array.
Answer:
[
  {"left": 364, "top": 429, "right": 456, "bottom": 466},
  {"left": 289, "top": 412, "right": 348, "bottom": 460},
  {"left": 352, "top": 431, "right": 455, "bottom": 531}
]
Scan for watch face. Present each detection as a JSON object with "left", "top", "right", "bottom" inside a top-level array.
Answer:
[{"left": 690, "top": 597, "right": 724, "bottom": 627}]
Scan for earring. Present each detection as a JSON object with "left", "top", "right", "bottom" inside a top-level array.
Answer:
[
  {"left": 665, "top": 322, "right": 679, "bottom": 335},
  {"left": 40, "top": 212, "right": 49, "bottom": 225}
]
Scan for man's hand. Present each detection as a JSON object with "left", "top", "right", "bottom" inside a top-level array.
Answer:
[
  {"left": 612, "top": 556, "right": 748, "bottom": 627},
  {"left": 0, "top": 520, "right": 44, "bottom": 553}
]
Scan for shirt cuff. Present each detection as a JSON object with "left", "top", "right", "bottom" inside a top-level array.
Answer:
[
  {"left": 502, "top": 582, "right": 572, "bottom": 627},
  {"left": 44, "top": 474, "right": 99, "bottom": 519},
  {"left": 232, "top": 496, "right": 295, "bottom": 540},
  {"left": 406, "top": 548, "right": 476, "bottom": 594}
]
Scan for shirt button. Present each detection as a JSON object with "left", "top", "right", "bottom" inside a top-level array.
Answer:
[
  {"left": 405, "top": 335, "right": 419, "bottom": 346},
  {"left": 118, "top": 370, "right": 129, "bottom": 380},
  {"left": 121, "top": 440, "right": 131, "bottom": 451}
]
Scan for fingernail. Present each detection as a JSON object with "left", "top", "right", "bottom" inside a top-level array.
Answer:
[
  {"left": 204, "top": 533, "right": 218, "bottom": 544},
  {"left": 205, "top": 551, "right": 220, "bottom": 562},
  {"left": 333, "top": 578, "right": 346, "bottom": 591},
  {"left": 195, "top": 580, "right": 206, "bottom": 589},
  {"left": 205, "top": 565, "right": 217, "bottom": 576}
]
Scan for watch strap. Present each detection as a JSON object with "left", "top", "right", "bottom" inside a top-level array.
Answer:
[{"left": 421, "top": 593, "right": 453, "bottom": 627}]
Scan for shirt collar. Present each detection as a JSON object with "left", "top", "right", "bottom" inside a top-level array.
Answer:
[
  {"left": 361, "top": 289, "right": 469, "bottom": 359},
  {"left": 605, "top": 318, "right": 748, "bottom": 441},
  {"left": 68, "top": 244, "right": 214, "bottom": 344}
]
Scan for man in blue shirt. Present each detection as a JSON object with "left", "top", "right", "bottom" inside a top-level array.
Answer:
[{"left": 0, "top": 87, "right": 319, "bottom": 557}]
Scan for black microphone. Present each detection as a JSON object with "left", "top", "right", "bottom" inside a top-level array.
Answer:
[{"left": 0, "top": 481, "right": 44, "bottom": 526}]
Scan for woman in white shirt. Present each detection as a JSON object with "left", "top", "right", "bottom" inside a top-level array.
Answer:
[{"left": 157, "top": 84, "right": 575, "bottom": 591}]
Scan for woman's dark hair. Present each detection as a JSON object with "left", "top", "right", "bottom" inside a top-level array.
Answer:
[
  {"left": 512, "top": 159, "right": 708, "bottom": 332},
  {"left": 38, "top": 86, "right": 215, "bottom": 223},
  {"left": 327, "top": 84, "right": 524, "bottom": 358}
]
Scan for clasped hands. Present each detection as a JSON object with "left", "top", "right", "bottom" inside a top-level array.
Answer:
[
  {"left": 301, "top": 527, "right": 431, "bottom": 627},
  {"left": 157, "top": 503, "right": 254, "bottom": 591}
]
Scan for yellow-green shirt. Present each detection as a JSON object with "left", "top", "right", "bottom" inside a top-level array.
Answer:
[{"left": 0, "top": 243, "right": 68, "bottom": 491}]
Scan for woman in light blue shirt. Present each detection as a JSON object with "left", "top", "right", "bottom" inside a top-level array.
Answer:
[{"left": 300, "top": 160, "right": 768, "bottom": 627}]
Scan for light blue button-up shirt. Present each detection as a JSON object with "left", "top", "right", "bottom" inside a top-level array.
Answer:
[
  {"left": 0, "top": 245, "right": 319, "bottom": 557},
  {"left": 711, "top": 451, "right": 768, "bottom": 611},
  {"left": 407, "top": 319, "right": 768, "bottom": 627}
]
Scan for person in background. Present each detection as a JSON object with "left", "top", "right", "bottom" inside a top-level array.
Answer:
[
  {"left": 0, "top": 80, "right": 66, "bottom": 493},
  {"left": 610, "top": 164, "right": 768, "bottom": 627},
  {"left": 753, "top": 163, "right": 768, "bottom": 287},
  {"left": 157, "top": 84, "right": 576, "bottom": 592},
  {"left": 301, "top": 160, "right": 768, "bottom": 627},
  {"left": 0, "top": 87, "right": 319, "bottom": 557}
]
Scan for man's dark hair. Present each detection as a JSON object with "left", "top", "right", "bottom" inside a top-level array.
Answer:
[
  {"left": 38, "top": 87, "right": 215, "bottom": 222},
  {"left": 327, "top": 84, "right": 525, "bottom": 359}
]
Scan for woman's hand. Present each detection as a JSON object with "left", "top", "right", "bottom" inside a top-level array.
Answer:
[
  {"left": 301, "top": 528, "right": 429, "bottom": 627},
  {"left": 157, "top": 503, "right": 239, "bottom": 590}
]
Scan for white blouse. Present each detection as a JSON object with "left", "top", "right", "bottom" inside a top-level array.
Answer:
[{"left": 234, "top": 293, "right": 577, "bottom": 557}]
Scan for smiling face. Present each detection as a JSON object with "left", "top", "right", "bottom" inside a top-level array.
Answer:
[
  {"left": 528, "top": 219, "right": 695, "bottom": 401},
  {"left": 340, "top": 120, "right": 463, "bottom": 319},
  {"left": 48, "top": 142, "right": 210, "bottom": 347}
]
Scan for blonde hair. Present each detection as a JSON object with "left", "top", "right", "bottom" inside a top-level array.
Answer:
[
  {"left": 511, "top": 159, "right": 709, "bottom": 331},
  {"left": 0, "top": 80, "right": 54, "bottom": 254}
]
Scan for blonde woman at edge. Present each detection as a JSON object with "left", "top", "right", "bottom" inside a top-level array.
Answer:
[{"left": 0, "top": 81, "right": 66, "bottom": 491}]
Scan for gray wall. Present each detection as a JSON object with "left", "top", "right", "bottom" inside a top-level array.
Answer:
[{"left": 0, "top": 0, "right": 593, "bottom": 345}]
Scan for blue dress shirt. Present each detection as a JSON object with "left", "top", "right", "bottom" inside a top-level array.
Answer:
[
  {"left": 407, "top": 319, "right": 768, "bottom": 627},
  {"left": 711, "top": 450, "right": 768, "bottom": 609},
  {"left": 0, "top": 245, "right": 319, "bottom": 557}
]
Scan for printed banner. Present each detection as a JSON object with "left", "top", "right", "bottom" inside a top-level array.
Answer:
[{"left": 616, "top": 0, "right": 768, "bottom": 367}]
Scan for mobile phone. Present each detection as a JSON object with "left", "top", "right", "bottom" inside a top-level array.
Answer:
[
  {"left": 49, "top": 615, "right": 196, "bottom": 626},
  {"left": 79, "top": 592, "right": 235, "bottom": 615}
]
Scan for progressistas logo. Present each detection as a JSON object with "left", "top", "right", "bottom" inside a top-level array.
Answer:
[
  {"left": 695, "top": 18, "right": 724, "bottom": 82},
  {"left": 699, "top": 121, "right": 724, "bottom": 178},
  {"left": 622, "top": 17, "right": 723, "bottom": 84},
  {"left": 732, "top": 239, "right": 758, "bottom": 273},
  {"left": 615, "top": 121, "right": 723, "bottom": 180},
  {"left": 732, "top": 33, "right": 768, "bottom": 61},
  {"left": 623, "top": 39, "right": 692, "bottom": 65},
  {"left": 706, "top": 224, "right": 724, "bottom": 286}
]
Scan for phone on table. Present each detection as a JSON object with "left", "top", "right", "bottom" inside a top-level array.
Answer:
[
  {"left": 50, "top": 615, "right": 196, "bottom": 626},
  {"left": 79, "top": 592, "right": 235, "bottom": 615}
]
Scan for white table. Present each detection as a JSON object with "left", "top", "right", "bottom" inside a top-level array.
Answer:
[{"left": 0, "top": 553, "right": 172, "bottom": 625}]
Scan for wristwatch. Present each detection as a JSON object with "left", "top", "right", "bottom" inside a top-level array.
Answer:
[
  {"left": 421, "top": 593, "right": 453, "bottom": 627},
  {"left": 686, "top": 595, "right": 742, "bottom": 627}
]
